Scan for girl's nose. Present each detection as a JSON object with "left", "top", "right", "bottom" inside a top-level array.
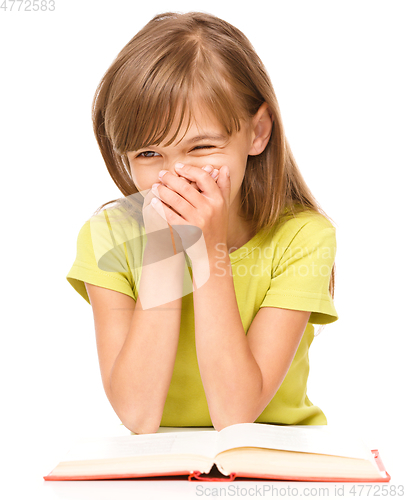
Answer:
[
  {"left": 160, "top": 163, "right": 182, "bottom": 178},
  {"left": 159, "top": 163, "right": 219, "bottom": 184}
]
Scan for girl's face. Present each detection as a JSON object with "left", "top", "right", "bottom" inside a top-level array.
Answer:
[{"left": 126, "top": 105, "right": 257, "bottom": 210}]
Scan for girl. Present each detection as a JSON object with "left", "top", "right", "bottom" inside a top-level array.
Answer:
[{"left": 67, "top": 11, "right": 338, "bottom": 434}]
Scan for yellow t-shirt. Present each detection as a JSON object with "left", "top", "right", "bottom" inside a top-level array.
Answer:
[{"left": 66, "top": 204, "right": 338, "bottom": 426}]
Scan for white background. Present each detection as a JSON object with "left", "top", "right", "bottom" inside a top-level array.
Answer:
[{"left": 1, "top": 0, "right": 405, "bottom": 498}]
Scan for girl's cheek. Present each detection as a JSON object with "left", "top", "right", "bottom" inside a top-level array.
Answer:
[{"left": 130, "top": 169, "right": 156, "bottom": 190}]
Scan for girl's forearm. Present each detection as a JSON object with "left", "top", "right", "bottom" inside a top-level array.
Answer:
[
  {"left": 192, "top": 252, "right": 264, "bottom": 431},
  {"left": 109, "top": 245, "right": 186, "bottom": 434}
]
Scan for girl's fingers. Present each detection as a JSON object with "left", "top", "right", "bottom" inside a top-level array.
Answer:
[
  {"left": 184, "top": 167, "right": 219, "bottom": 192},
  {"left": 173, "top": 164, "right": 219, "bottom": 195},
  {"left": 155, "top": 165, "right": 214, "bottom": 213},
  {"left": 154, "top": 165, "right": 219, "bottom": 198},
  {"left": 201, "top": 165, "right": 219, "bottom": 179}
]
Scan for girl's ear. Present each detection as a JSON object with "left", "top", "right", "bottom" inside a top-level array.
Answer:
[{"left": 248, "top": 102, "right": 273, "bottom": 156}]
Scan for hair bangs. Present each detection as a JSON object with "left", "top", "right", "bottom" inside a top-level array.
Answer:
[
  {"left": 190, "top": 56, "right": 245, "bottom": 137},
  {"left": 104, "top": 74, "right": 191, "bottom": 156},
  {"left": 106, "top": 41, "right": 245, "bottom": 156}
]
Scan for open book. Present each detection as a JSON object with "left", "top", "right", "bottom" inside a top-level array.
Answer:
[{"left": 44, "top": 423, "right": 390, "bottom": 482}]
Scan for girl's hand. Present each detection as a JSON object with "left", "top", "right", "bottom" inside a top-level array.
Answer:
[
  {"left": 143, "top": 166, "right": 219, "bottom": 260},
  {"left": 189, "top": 165, "right": 220, "bottom": 190},
  {"left": 165, "top": 165, "right": 219, "bottom": 190},
  {"left": 151, "top": 164, "right": 231, "bottom": 260}
]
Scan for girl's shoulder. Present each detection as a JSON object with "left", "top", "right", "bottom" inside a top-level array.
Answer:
[
  {"left": 266, "top": 207, "right": 336, "bottom": 247},
  {"left": 86, "top": 199, "right": 145, "bottom": 235},
  {"left": 284, "top": 208, "right": 335, "bottom": 230},
  {"left": 75, "top": 200, "right": 146, "bottom": 258}
]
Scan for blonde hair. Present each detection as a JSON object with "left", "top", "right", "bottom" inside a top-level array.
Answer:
[{"left": 91, "top": 11, "right": 336, "bottom": 313}]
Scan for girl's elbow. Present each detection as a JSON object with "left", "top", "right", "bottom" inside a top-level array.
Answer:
[
  {"left": 129, "top": 423, "right": 160, "bottom": 435},
  {"left": 212, "top": 421, "right": 226, "bottom": 432},
  {"left": 211, "top": 416, "right": 251, "bottom": 432},
  {"left": 121, "top": 413, "right": 161, "bottom": 435},
  {"left": 114, "top": 403, "right": 162, "bottom": 435},
  {"left": 211, "top": 408, "right": 258, "bottom": 431},
  {"left": 107, "top": 389, "right": 163, "bottom": 434}
]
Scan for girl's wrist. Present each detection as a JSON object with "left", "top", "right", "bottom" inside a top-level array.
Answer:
[
  {"left": 142, "top": 229, "right": 183, "bottom": 265},
  {"left": 189, "top": 242, "right": 233, "bottom": 287},
  {"left": 138, "top": 249, "right": 190, "bottom": 309}
]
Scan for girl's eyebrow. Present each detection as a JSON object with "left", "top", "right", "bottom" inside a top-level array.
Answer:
[
  {"left": 132, "top": 134, "right": 228, "bottom": 153},
  {"left": 183, "top": 133, "right": 227, "bottom": 144}
]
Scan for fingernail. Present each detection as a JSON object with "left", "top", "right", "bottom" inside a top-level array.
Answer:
[
  {"left": 152, "top": 183, "right": 160, "bottom": 188},
  {"left": 211, "top": 169, "right": 219, "bottom": 177},
  {"left": 158, "top": 170, "right": 168, "bottom": 178},
  {"left": 203, "top": 165, "right": 213, "bottom": 173},
  {"left": 175, "top": 163, "right": 184, "bottom": 169}
]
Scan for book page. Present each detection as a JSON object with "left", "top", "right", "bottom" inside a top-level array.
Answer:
[
  {"left": 215, "top": 423, "right": 374, "bottom": 462},
  {"left": 62, "top": 430, "right": 217, "bottom": 462},
  {"left": 156, "top": 426, "right": 216, "bottom": 433}
]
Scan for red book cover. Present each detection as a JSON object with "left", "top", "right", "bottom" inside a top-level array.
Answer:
[{"left": 44, "top": 449, "right": 390, "bottom": 482}]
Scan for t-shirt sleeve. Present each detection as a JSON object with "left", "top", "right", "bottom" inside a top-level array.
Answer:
[
  {"left": 259, "top": 219, "right": 338, "bottom": 325},
  {"left": 66, "top": 212, "right": 138, "bottom": 305}
]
